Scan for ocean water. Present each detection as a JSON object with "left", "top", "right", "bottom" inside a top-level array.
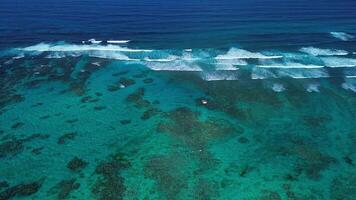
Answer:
[{"left": 0, "top": 0, "right": 356, "bottom": 199}]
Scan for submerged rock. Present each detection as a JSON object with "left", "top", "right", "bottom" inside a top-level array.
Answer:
[
  {"left": 57, "top": 132, "right": 77, "bottom": 145},
  {"left": 0, "top": 180, "right": 43, "bottom": 200},
  {"left": 11, "top": 122, "right": 24, "bottom": 129},
  {"left": 50, "top": 178, "right": 80, "bottom": 200},
  {"left": 67, "top": 157, "right": 88, "bottom": 172},
  {"left": 0, "top": 139, "right": 23, "bottom": 158},
  {"left": 120, "top": 120, "right": 131, "bottom": 125}
]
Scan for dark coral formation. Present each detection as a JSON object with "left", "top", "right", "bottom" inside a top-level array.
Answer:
[
  {"left": 330, "top": 172, "right": 356, "bottom": 200},
  {"left": 50, "top": 178, "right": 80, "bottom": 200},
  {"left": 157, "top": 107, "right": 239, "bottom": 149},
  {"left": 120, "top": 120, "right": 131, "bottom": 125},
  {"left": 57, "top": 132, "right": 77, "bottom": 145},
  {"left": 107, "top": 78, "right": 135, "bottom": 92},
  {"left": 11, "top": 122, "right": 24, "bottom": 129},
  {"left": 143, "top": 78, "right": 154, "bottom": 84},
  {"left": 67, "top": 157, "right": 88, "bottom": 172},
  {"left": 92, "top": 153, "right": 131, "bottom": 200},
  {"left": 141, "top": 108, "right": 160, "bottom": 120},
  {"left": 0, "top": 134, "right": 49, "bottom": 158},
  {"left": 126, "top": 88, "right": 150, "bottom": 108},
  {"left": 0, "top": 180, "right": 43, "bottom": 200},
  {"left": 144, "top": 155, "right": 189, "bottom": 200}
]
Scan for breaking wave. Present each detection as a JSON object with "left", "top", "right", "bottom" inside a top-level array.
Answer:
[
  {"left": 330, "top": 32, "right": 354, "bottom": 41},
  {"left": 300, "top": 47, "right": 348, "bottom": 56},
  {"left": 200, "top": 71, "right": 239, "bottom": 81},
  {"left": 321, "top": 57, "right": 356, "bottom": 68},
  {"left": 215, "top": 48, "right": 283, "bottom": 60},
  {"left": 18, "top": 43, "right": 152, "bottom": 53}
]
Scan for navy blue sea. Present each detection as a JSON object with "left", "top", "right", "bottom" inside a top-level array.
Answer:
[{"left": 0, "top": 0, "right": 355, "bottom": 199}]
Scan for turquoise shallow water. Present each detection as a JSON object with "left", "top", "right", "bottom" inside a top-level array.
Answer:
[
  {"left": 0, "top": 0, "right": 356, "bottom": 199},
  {"left": 0, "top": 42, "right": 355, "bottom": 199}
]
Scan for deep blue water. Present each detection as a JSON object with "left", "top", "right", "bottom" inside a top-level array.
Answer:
[
  {"left": 1, "top": 0, "right": 356, "bottom": 49},
  {"left": 0, "top": 1, "right": 356, "bottom": 200}
]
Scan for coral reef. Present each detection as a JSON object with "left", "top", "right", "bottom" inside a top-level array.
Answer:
[
  {"left": 92, "top": 153, "right": 131, "bottom": 200},
  {"left": 0, "top": 179, "right": 43, "bottom": 200},
  {"left": 50, "top": 178, "right": 80, "bottom": 200},
  {"left": 57, "top": 132, "right": 77, "bottom": 145},
  {"left": 67, "top": 157, "right": 88, "bottom": 172}
]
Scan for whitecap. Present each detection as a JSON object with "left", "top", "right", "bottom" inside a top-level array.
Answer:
[
  {"left": 107, "top": 40, "right": 130, "bottom": 44},
  {"left": 258, "top": 64, "right": 324, "bottom": 69},
  {"left": 276, "top": 68, "right": 329, "bottom": 79},
  {"left": 89, "top": 51, "right": 139, "bottom": 61},
  {"left": 144, "top": 55, "right": 177, "bottom": 62},
  {"left": 321, "top": 57, "right": 356, "bottom": 68},
  {"left": 271, "top": 83, "right": 285, "bottom": 92},
  {"left": 251, "top": 67, "right": 277, "bottom": 80},
  {"left": 200, "top": 71, "right": 239, "bottom": 81},
  {"left": 145, "top": 61, "right": 202, "bottom": 71},
  {"left": 12, "top": 55, "right": 24, "bottom": 59},
  {"left": 342, "top": 79, "right": 356, "bottom": 92},
  {"left": 19, "top": 43, "right": 152, "bottom": 53},
  {"left": 88, "top": 38, "right": 102, "bottom": 44},
  {"left": 330, "top": 32, "right": 354, "bottom": 41},
  {"left": 299, "top": 47, "right": 348, "bottom": 56},
  {"left": 215, "top": 48, "right": 283, "bottom": 60},
  {"left": 306, "top": 83, "right": 320, "bottom": 93}
]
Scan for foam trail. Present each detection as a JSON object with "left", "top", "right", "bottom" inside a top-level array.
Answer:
[
  {"left": 300, "top": 47, "right": 348, "bottom": 56},
  {"left": 19, "top": 43, "right": 152, "bottom": 53},
  {"left": 321, "top": 57, "right": 356, "bottom": 68},
  {"left": 306, "top": 83, "right": 320, "bottom": 92},
  {"left": 271, "top": 83, "right": 285, "bottom": 92},
  {"left": 330, "top": 32, "right": 354, "bottom": 41},
  {"left": 107, "top": 40, "right": 130, "bottom": 44},
  {"left": 201, "top": 71, "right": 239, "bottom": 81},
  {"left": 215, "top": 48, "right": 282, "bottom": 60}
]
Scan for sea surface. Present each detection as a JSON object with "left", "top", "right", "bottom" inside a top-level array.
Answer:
[{"left": 0, "top": 0, "right": 355, "bottom": 199}]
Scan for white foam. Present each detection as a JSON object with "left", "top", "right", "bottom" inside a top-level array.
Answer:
[
  {"left": 251, "top": 67, "right": 277, "bottom": 80},
  {"left": 200, "top": 71, "right": 239, "bottom": 81},
  {"left": 276, "top": 68, "right": 329, "bottom": 79},
  {"left": 300, "top": 47, "right": 348, "bottom": 56},
  {"left": 88, "top": 39, "right": 102, "bottom": 44},
  {"left": 107, "top": 40, "right": 130, "bottom": 44},
  {"left": 92, "top": 62, "right": 101, "bottom": 67},
  {"left": 19, "top": 43, "right": 152, "bottom": 53},
  {"left": 145, "top": 61, "right": 202, "bottom": 71},
  {"left": 306, "top": 83, "right": 320, "bottom": 93},
  {"left": 144, "top": 55, "right": 177, "bottom": 62},
  {"left": 272, "top": 83, "right": 285, "bottom": 92},
  {"left": 12, "top": 55, "right": 24, "bottom": 59},
  {"left": 215, "top": 48, "right": 283, "bottom": 60},
  {"left": 342, "top": 79, "right": 356, "bottom": 92},
  {"left": 184, "top": 49, "right": 193, "bottom": 52},
  {"left": 321, "top": 57, "right": 356, "bottom": 68},
  {"left": 89, "top": 51, "right": 139, "bottom": 61},
  {"left": 215, "top": 63, "right": 240, "bottom": 71},
  {"left": 258, "top": 64, "right": 324, "bottom": 69},
  {"left": 330, "top": 32, "right": 354, "bottom": 41}
]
